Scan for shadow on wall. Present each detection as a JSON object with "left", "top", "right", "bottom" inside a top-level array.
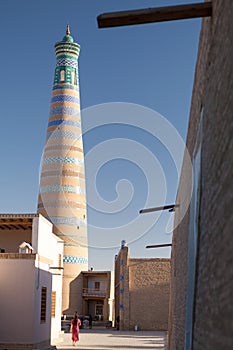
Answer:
[{"left": 63, "top": 273, "right": 83, "bottom": 316}]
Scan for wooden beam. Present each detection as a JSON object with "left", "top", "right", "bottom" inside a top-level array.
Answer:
[
  {"left": 0, "top": 219, "right": 32, "bottom": 230},
  {"left": 0, "top": 219, "right": 32, "bottom": 226},
  {"left": 8, "top": 225, "right": 19, "bottom": 230},
  {"left": 18, "top": 224, "right": 30, "bottom": 230},
  {"left": 146, "top": 243, "right": 172, "bottom": 249},
  {"left": 139, "top": 204, "right": 179, "bottom": 214},
  {"left": 97, "top": 2, "right": 212, "bottom": 28}
]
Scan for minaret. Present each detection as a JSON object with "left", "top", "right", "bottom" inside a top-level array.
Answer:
[{"left": 38, "top": 26, "right": 88, "bottom": 313}]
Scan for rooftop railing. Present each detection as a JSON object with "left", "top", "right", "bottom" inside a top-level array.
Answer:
[{"left": 82, "top": 288, "right": 107, "bottom": 297}]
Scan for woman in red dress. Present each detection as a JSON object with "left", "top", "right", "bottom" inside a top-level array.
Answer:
[{"left": 71, "top": 312, "right": 81, "bottom": 346}]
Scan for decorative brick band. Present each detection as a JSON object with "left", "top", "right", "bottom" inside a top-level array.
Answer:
[
  {"left": 40, "top": 170, "right": 84, "bottom": 179},
  {"left": 40, "top": 184, "right": 81, "bottom": 194},
  {"left": 48, "top": 119, "right": 81, "bottom": 128},
  {"left": 56, "top": 58, "right": 78, "bottom": 68},
  {"left": 51, "top": 94, "right": 80, "bottom": 104},
  {"left": 46, "top": 130, "right": 81, "bottom": 141},
  {"left": 43, "top": 156, "right": 83, "bottom": 165},
  {"left": 49, "top": 216, "right": 84, "bottom": 225},
  {"left": 63, "top": 255, "right": 88, "bottom": 264},
  {"left": 52, "top": 84, "right": 79, "bottom": 92},
  {"left": 50, "top": 106, "right": 80, "bottom": 116},
  {"left": 44, "top": 145, "right": 83, "bottom": 152},
  {"left": 38, "top": 200, "right": 85, "bottom": 209}
]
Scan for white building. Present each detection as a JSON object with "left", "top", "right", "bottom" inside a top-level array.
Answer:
[{"left": 0, "top": 213, "right": 63, "bottom": 350}]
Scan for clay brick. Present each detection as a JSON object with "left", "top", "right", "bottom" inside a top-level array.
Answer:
[
  {"left": 168, "top": 1, "right": 233, "bottom": 349},
  {"left": 115, "top": 247, "right": 170, "bottom": 331}
]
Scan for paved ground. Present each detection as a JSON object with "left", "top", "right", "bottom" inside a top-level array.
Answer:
[{"left": 53, "top": 328, "right": 168, "bottom": 350}]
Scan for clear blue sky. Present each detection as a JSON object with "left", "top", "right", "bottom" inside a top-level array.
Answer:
[{"left": 0, "top": 0, "right": 202, "bottom": 270}]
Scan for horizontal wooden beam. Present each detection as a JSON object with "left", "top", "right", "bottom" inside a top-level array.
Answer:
[
  {"left": 0, "top": 220, "right": 32, "bottom": 226},
  {"left": 146, "top": 243, "right": 172, "bottom": 249},
  {"left": 139, "top": 204, "right": 179, "bottom": 214},
  {"left": 97, "top": 2, "right": 212, "bottom": 28}
]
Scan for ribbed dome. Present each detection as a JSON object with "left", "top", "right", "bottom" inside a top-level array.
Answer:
[{"left": 62, "top": 34, "right": 74, "bottom": 43}]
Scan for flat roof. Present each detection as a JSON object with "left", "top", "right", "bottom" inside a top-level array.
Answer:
[{"left": 0, "top": 214, "right": 38, "bottom": 230}]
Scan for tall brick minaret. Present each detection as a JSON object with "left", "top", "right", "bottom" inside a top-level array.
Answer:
[{"left": 38, "top": 25, "right": 88, "bottom": 313}]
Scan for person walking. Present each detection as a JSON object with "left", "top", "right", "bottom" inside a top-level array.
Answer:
[
  {"left": 89, "top": 314, "right": 92, "bottom": 329},
  {"left": 116, "top": 315, "right": 120, "bottom": 330},
  {"left": 70, "top": 312, "right": 81, "bottom": 346}
]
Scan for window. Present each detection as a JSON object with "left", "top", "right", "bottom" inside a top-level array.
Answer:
[
  {"left": 40, "top": 287, "right": 47, "bottom": 323},
  {"left": 95, "top": 281, "right": 100, "bottom": 290},
  {"left": 51, "top": 291, "right": 56, "bottom": 318},
  {"left": 60, "top": 70, "right": 65, "bottom": 82},
  {"left": 72, "top": 71, "right": 77, "bottom": 85}
]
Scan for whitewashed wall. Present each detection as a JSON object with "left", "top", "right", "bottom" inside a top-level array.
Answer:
[{"left": 0, "top": 214, "right": 63, "bottom": 348}]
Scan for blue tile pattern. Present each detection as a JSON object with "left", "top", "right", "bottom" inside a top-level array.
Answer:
[
  {"left": 51, "top": 95, "right": 80, "bottom": 104},
  {"left": 50, "top": 106, "right": 80, "bottom": 116},
  {"left": 43, "top": 156, "right": 83, "bottom": 165},
  {"left": 52, "top": 83, "right": 79, "bottom": 91},
  {"left": 63, "top": 255, "right": 88, "bottom": 264},
  {"left": 48, "top": 119, "right": 81, "bottom": 128},
  {"left": 56, "top": 58, "right": 78, "bottom": 68}
]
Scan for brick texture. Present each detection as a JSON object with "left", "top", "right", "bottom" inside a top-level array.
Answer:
[
  {"left": 168, "top": 1, "right": 233, "bottom": 349},
  {"left": 115, "top": 247, "right": 170, "bottom": 331},
  {"left": 129, "top": 258, "right": 170, "bottom": 331}
]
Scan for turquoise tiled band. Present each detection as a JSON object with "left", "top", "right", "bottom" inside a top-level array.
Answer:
[
  {"left": 40, "top": 184, "right": 81, "bottom": 194},
  {"left": 50, "top": 216, "right": 85, "bottom": 225},
  {"left": 63, "top": 255, "right": 88, "bottom": 264},
  {"left": 43, "top": 156, "right": 83, "bottom": 165}
]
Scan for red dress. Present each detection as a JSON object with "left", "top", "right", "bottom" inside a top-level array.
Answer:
[{"left": 71, "top": 318, "right": 81, "bottom": 342}]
